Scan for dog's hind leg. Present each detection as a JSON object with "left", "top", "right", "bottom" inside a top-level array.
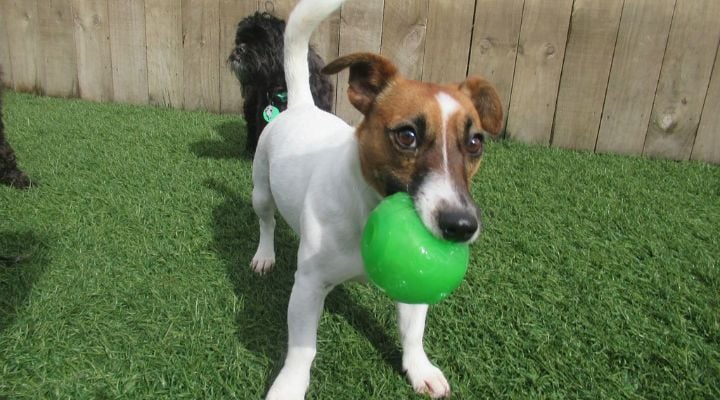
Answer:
[
  {"left": 398, "top": 303, "right": 451, "bottom": 398},
  {"left": 250, "top": 151, "right": 276, "bottom": 274}
]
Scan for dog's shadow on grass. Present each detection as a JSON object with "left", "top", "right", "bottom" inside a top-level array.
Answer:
[
  {"left": 205, "top": 179, "right": 402, "bottom": 387},
  {"left": 0, "top": 231, "right": 48, "bottom": 333},
  {"left": 190, "top": 120, "right": 252, "bottom": 160}
]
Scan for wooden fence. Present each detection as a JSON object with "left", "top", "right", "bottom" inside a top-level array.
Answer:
[{"left": 1, "top": 0, "right": 719, "bottom": 163}]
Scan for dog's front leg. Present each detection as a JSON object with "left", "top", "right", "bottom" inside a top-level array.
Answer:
[
  {"left": 266, "top": 269, "right": 331, "bottom": 400},
  {"left": 397, "top": 303, "right": 451, "bottom": 398}
]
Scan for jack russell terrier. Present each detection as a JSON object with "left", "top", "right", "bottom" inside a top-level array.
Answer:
[{"left": 250, "top": 0, "right": 503, "bottom": 398}]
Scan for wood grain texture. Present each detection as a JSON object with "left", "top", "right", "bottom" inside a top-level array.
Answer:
[
  {"left": 0, "top": 0, "right": 13, "bottom": 86},
  {"left": 145, "top": 0, "right": 183, "bottom": 108},
  {"left": 108, "top": 0, "right": 148, "bottom": 105},
  {"left": 72, "top": 0, "right": 113, "bottom": 102},
  {"left": 692, "top": 43, "right": 720, "bottom": 164},
  {"left": 380, "top": 0, "right": 429, "bottom": 81},
  {"left": 38, "top": 0, "right": 78, "bottom": 97},
  {"left": 467, "top": 0, "right": 524, "bottom": 132},
  {"left": 595, "top": 0, "right": 675, "bottom": 155},
  {"left": 2, "top": 0, "right": 40, "bottom": 92},
  {"left": 182, "top": 0, "right": 220, "bottom": 112},
  {"left": 335, "top": 0, "right": 384, "bottom": 125},
  {"left": 642, "top": 0, "right": 720, "bottom": 160},
  {"left": 422, "top": 0, "right": 475, "bottom": 84},
  {"left": 219, "top": 0, "right": 257, "bottom": 114},
  {"left": 506, "top": 0, "right": 573, "bottom": 145},
  {"left": 552, "top": 0, "right": 623, "bottom": 150}
]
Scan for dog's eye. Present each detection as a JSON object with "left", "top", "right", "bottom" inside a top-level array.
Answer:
[
  {"left": 467, "top": 133, "right": 484, "bottom": 155},
  {"left": 394, "top": 128, "right": 417, "bottom": 150}
]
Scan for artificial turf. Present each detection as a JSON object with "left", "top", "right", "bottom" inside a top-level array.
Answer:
[{"left": 0, "top": 91, "right": 718, "bottom": 399}]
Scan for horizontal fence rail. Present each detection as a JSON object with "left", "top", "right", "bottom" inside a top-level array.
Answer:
[{"left": 0, "top": 0, "right": 719, "bottom": 163}]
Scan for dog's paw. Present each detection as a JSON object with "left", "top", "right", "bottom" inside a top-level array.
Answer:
[
  {"left": 265, "top": 368, "right": 309, "bottom": 400},
  {"left": 250, "top": 256, "right": 275, "bottom": 275},
  {"left": 0, "top": 170, "right": 32, "bottom": 189},
  {"left": 404, "top": 355, "right": 451, "bottom": 398}
]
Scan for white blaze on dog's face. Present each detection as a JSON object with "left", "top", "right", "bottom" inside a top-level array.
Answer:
[{"left": 323, "top": 53, "right": 503, "bottom": 243}]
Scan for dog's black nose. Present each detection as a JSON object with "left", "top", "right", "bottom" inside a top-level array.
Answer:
[{"left": 438, "top": 210, "right": 479, "bottom": 242}]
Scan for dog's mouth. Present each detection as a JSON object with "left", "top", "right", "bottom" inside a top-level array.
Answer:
[
  {"left": 228, "top": 45, "right": 244, "bottom": 65},
  {"left": 413, "top": 194, "right": 481, "bottom": 244},
  {"left": 384, "top": 172, "right": 481, "bottom": 244},
  {"left": 228, "top": 46, "right": 255, "bottom": 81},
  {"left": 228, "top": 52, "right": 243, "bottom": 76}
]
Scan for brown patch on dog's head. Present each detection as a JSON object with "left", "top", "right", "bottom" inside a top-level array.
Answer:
[{"left": 324, "top": 53, "right": 503, "bottom": 242}]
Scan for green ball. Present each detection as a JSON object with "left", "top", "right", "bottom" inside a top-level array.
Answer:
[{"left": 361, "top": 192, "right": 469, "bottom": 304}]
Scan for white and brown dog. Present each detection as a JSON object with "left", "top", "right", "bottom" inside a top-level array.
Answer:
[{"left": 250, "top": 0, "right": 503, "bottom": 398}]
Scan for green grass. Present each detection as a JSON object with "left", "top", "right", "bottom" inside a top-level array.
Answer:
[{"left": 1, "top": 91, "right": 718, "bottom": 399}]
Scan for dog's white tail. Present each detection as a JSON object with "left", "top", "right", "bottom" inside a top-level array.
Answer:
[{"left": 284, "top": 0, "right": 346, "bottom": 109}]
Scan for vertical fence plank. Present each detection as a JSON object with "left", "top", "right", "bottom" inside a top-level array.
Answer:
[
  {"left": 182, "top": 0, "right": 220, "bottom": 112},
  {"left": 595, "top": 0, "right": 675, "bottom": 155},
  {"left": 468, "top": 0, "right": 524, "bottom": 131},
  {"left": 380, "top": 0, "right": 429, "bottom": 81},
  {"left": 108, "top": 0, "right": 148, "bottom": 105},
  {"left": 219, "top": 0, "right": 257, "bottom": 114},
  {"left": 3, "top": 0, "right": 39, "bottom": 92},
  {"left": 642, "top": 0, "right": 720, "bottom": 160},
  {"left": 552, "top": 0, "right": 623, "bottom": 150},
  {"left": 506, "top": 0, "right": 573, "bottom": 145},
  {"left": 422, "top": 0, "right": 475, "bottom": 84},
  {"left": 336, "top": 0, "right": 384, "bottom": 125},
  {"left": 0, "top": 0, "right": 13, "bottom": 86},
  {"left": 38, "top": 0, "right": 78, "bottom": 97},
  {"left": 692, "top": 43, "right": 720, "bottom": 164},
  {"left": 72, "top": 0, "right": 113, "bottom": 102},
  {"left": 145, "top": 0, "right": 183, "bottom": 108}
]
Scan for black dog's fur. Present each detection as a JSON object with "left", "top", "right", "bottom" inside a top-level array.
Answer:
[
  {"left": 0, "top": 69, "right": 31, "bottom": 189},
  {"left": 229, "top": 12, "right": 334, "bottom": 154}
]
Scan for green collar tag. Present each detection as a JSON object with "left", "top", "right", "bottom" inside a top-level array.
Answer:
[{"left": 263, "top": 105, "right": 281, "bottom": 122}]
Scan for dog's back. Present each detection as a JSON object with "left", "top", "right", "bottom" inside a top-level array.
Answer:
[{"left": 253, "top": 104, "right": 355, "bottom": 233}]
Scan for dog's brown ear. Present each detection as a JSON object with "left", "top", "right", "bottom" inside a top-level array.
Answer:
[
  {"left": 458, "top": 76, "right": 504, "bottom": 136},
  {"left": 322, "top": 53, "right": 399, "bottom": 115}
]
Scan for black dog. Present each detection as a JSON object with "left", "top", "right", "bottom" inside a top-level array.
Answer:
[
  {"left": 229, "top": 12, "right": 334, "bottom": 154},
  {"left": 0, "top": 69, "right": 31, "bottom": 189}
]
